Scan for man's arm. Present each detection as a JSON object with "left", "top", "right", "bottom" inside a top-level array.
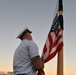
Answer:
[{"left": 32, "top": 56, "right": 44, "bottom": 71}]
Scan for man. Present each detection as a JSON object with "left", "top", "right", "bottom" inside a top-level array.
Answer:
[{"left": 13, "top": 27, "right": 44, "bottom": 75}]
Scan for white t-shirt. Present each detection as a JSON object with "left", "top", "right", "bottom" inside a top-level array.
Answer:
[{"left": 13, "top": 39, "right": 39, "bottom": 75}]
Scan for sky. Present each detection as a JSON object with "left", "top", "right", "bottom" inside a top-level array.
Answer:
[{"left": 0, "top": 0, "right": 76, "bottom": 75}]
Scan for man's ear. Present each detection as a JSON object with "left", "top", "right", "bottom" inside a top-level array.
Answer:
[{"left": 25, "top": 33, "right": 29, "bottom": 37}]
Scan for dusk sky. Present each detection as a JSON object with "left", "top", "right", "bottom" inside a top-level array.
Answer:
[{"left": 0, "top": 0, "right": 76, "bottom": 75}]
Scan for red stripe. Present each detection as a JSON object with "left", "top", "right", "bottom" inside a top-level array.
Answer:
[
  {"left": 53, "top": 29, "right": 62, "bottom": 47},
  {"left": 41, "top": 44, "right": 47, "bottom": 61},
  {"left": 48, "top": 33, "right": 53, "bottom": 53},
  {"left": 43, "top": 44, "right": 47, "bottom": 54},
  {"left": 44, "top": 49, "right": 57, "bottom": 63},
  {"left": 57, "top": 42, "right": 63, "bottom": 52},
  {"left": 53, "top": 35, "right": 62, "bottom": 47},
  {"left": 42, "top": 33, "right": 52, "bottom": 54}
]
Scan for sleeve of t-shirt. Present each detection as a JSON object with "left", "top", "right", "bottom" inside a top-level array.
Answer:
[{"left": 28, "top": 41, "right": 39, "bottom": 58}]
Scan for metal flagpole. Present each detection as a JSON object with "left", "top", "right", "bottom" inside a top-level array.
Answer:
[{"left": 57, "top": 0, "right": 64, "bottom": 75}]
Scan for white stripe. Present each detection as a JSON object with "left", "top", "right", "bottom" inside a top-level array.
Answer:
[
  {"left": 50, "top": 38, "right": 63, "bottom": 54},
  {"left": 51, "top": 32, "right": 55, "bottom": 42},
  {"left": 50, "top": 45, "right": 57, "bottom": 54},
  {"left": 57, "top": 30, "right": 62, "bottom": 38},
  {"left": 43, "top": 38, "right": 50, "bottom": 60},
  {"left": 57, "top": 37, "right": 63, "bottom": 46}
]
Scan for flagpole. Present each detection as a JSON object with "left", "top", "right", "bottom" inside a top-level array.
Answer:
[
  {"left": 57, "top": 47, "right": 63, "bottom": 75},
  {"left": 57, "top": 0, "right": 64, "bottom": 75}
]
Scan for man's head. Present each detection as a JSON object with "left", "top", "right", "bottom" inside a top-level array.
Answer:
[{"left": 17, "top": 27, "right": 32, "bottom": 40}]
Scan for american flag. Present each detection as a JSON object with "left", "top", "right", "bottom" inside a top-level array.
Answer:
[
  {"left": 42, "top": 13, "right": 63, "bottom": 63},
  {"left": 37, "top": 13, "right": 63, "bottom": 75}
]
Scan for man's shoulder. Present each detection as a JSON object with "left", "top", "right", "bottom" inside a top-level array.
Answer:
[
  {"left": 22, "top": 39, "right": 33, "bottom": 43},
  {"left": 22, "top": 39, "right": 35, "bottom": 45}
]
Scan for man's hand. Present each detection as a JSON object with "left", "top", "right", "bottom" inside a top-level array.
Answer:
[{"left": 32, "top": 56, "right": 44, "bottom": 71}]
